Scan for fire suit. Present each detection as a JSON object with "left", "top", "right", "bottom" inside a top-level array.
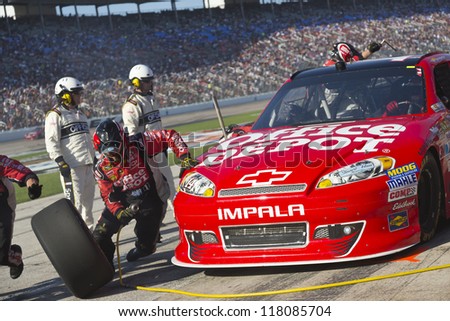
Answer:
[
  {"left": 45, "top": 104, "right": 96, "bottom": 230},
  {"left": 92, "top": 129, "right": 190, "bottom": 265},
  {"left": 122, "top": 92, "right": 176, "bottom": 208},
  {"left": 0, "top": 155, "right": 38, "bottom": 266}
]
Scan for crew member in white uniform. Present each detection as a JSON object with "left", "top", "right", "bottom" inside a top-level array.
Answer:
[
  {"left": 45, "top": 77, "right": 96, "bottom": 230},
  {"left": 122, "top": 64, "right": 176, "bottom": 213}
]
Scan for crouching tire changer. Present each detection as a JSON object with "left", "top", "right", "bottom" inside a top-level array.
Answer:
[{"left": 92, "top": 119, "right": 196, "bottom": 268}]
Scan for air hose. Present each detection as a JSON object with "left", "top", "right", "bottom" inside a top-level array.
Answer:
[{"left": 115, "top": 227, "right": 450, "bottom": 299}]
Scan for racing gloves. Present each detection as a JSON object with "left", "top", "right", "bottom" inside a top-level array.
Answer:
[
  {"left": 28, "top": 183, "right": 42, "bottom": 200},
  {"left": 386, "top": 101, "right": 399, "bottom": 113},
  {"left": 383, "top": 101, "right": 400, "bottom": 117},
  {"left": 367, "top": 41, "right": 382, "bottom": 53},
  {"left": 109, "top": 185, "right": 125, "bottom": 203},
  {"left": 115, "top": 208, "right": 135, "bottom": 226},
  {"left": 55, "top": 156, "right": 71, "bottom": 178},
  {"left": 179, "top": 154, "right": 199, "bottom": 178}
]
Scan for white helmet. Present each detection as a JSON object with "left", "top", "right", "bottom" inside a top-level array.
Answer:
[
  {"left": 55, "top": 77, "right": 84, "bottom": 96},
  {"left": 129, "top": 64, "right": 154, "bottom": 82}
]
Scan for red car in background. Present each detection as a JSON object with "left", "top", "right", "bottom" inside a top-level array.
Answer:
[
  {"left": 24, "top": 126, "right": 44, "bottom": 140},
  {"left": 173, "top": 52, "right": 450, "bottom": 268}
]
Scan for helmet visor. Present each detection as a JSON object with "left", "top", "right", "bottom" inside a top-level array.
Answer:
[
  {"left": 101, "top": 141, "right": 122, "bottom": 163},
  {"left": 140, "top": 77, "right": 154, "bottom": 84}
]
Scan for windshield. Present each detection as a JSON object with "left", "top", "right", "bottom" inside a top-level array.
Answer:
[{"left": 253, "top": 66, "right": 426, "bottom": 130}]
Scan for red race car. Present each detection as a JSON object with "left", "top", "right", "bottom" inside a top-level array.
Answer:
[
  {"left": 24, "top": 126, "right": 44, "bottom": 140},
  {"left": 173, "top": 52, "right": 450, "bottom": 268}
]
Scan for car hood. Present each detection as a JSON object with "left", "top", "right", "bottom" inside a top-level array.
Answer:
[{"left": 194, "top": 118, "right": 419, "bottom": 191}]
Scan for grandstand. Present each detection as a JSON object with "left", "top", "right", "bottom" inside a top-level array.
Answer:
[
  {"left": 1, "top": 0, "right": 449, "bottom": 130},
  {"left": 3, "top": 0, "right": 256, "bottom": 18},
  {"left": 6, "top": 1, "right": 191, "bottom": 17}
]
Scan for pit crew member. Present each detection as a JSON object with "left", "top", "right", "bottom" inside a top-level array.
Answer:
[
  {"left": 92, "top": 119, "right": 197, "bottom": 266},
  {"left": 1, "top": 155, "right": 42, "bottom": 279},
  {"left": 45, "top": 76, "right": 96, "bottom": 230},
  {"left": 122, "top": 64, "right": 176, "bottom": 217}
]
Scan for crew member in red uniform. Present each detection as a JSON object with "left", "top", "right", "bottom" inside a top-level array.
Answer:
[
  {"left": 92, "top": 119, "right": 197, "bottom": 267},
  {"left": 1, "top": 155, "right": 42, "bottom": 279}
]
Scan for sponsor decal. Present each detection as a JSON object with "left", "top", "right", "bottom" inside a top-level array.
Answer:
[
  {"left": 415, "top": 67, "right": 422, "bottom": 77},
  {"left": 419, "top": 126, "right": 439, "bottom": 155},
  {"left": 445, "top": 143, "right": 450, "bottom": 156},
  {"left": 392, "top": 198, "right": 416, "bottom": 211},
  {"left": 104, "top": 168, "right": 123, "bottom": 182},
  {"left": 430, "top": 56, "right": 447, "bottom": 64},
  {"left": 60, "top": 121, "right": 89, "bottom": 138},
  {"left": 386, "top": 162, "right": 418, "bottom": 191},
  {"left": 122, "top": 168, "right": 150, "bottom": 190},
  {"left": 388, "top": 211, "right": 409, "bottom": 231},
  {"left": 386, "top": 162, "right": 418, "bottom": 179},
  {"left": 68, "top": 122, "right": 89, "bottom": 133},
  {"left": 141, "top": 110, "right": 161, "bottom": 126},
  {"left": 386, "top": 173, "right": 417, "bottom": 190},
  {"left": 218, "top": 204, "right": 304, "bottom": 220},
  {"left": 237, "top": 169, "right": 292, "bottom": 186},
  {"left": 201, "top": 123, "right": 406, "bottom": 166},
  {"left": 388, "top": 185, "right": 417, "bottom": 202},
  {"left": 130, "top": 182, "right": 152, "bottom": 197}
]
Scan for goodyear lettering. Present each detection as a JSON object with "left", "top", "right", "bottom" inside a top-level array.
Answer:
[
  {"left": 218, "top": 204, "right": 304, "bottom": 220},
  {"left": 201, "top": 123, "right": 406, "bottom": 166}
]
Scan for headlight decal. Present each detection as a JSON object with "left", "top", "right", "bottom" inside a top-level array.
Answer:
[
  {"left": 317, "top": 156, "right": 395, "bottom": 189},
  {"left": 386, "top": 162, "right": 419, "bottom": 202},
  {"left": 179, "top": 172, "right": 216, "bottom": 197}
]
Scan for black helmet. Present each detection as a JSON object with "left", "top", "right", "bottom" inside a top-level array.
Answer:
[{"left": 93, "top": 119, "right": 124, "bottom": 155}]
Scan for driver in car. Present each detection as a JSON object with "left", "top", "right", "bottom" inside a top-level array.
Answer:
[{"left": 383, "top": 77, "right": 425, "bottom": 116}]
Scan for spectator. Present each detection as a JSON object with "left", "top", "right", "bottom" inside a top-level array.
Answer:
[{"left": 0, "top": 2, "right": 449, "bottom": 129}]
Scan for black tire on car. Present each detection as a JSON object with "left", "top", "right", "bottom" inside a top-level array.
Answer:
[
  {"left": 418, "top": 152, "right": 442, "bottom": 242},
  {"left": 31, "top": 198, "right": 114, "bottom": 298}
]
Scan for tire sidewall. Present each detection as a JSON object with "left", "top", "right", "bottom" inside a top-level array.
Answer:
[{"left": 418, "top": 153, "right": 441, "bottom": 242}]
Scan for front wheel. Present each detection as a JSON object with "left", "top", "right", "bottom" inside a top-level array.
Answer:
[{"left": 418, "top": 153, "right": 442, "bottom": 242}]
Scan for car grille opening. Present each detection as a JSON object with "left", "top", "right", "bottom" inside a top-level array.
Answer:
[
  {"left": 218, "top": 184, "right": 307, "bottom": 197},
  {"left": 221, "top": 223, "right": 307, "bottom": 250}
]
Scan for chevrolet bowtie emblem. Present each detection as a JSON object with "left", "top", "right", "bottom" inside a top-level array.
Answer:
[{"left": 237, "top": 169, "right": 292, "bottom": 186}]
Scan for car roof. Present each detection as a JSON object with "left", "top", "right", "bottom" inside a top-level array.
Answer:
[{"left": 291, "top": 54, "right": 437, "bottom": 80}]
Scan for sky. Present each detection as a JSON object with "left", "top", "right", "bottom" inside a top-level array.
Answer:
[
  {"left": 60, "top": 0, "right": 226, "bottom": 16},
  {"left": 1, "top": 0, "right": 227, "bottom": 17}
]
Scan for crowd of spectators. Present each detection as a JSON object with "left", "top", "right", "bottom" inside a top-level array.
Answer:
[{"left": 0, "top": 0, "right": 449, "bottom": 130}]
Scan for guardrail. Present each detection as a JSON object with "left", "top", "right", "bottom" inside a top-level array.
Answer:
[
  {"left": 22, "top": 130, "right": 224, "bottom": 175},
  {"left": 0, "top": 92, "right": 274, "bottom": 143}
]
